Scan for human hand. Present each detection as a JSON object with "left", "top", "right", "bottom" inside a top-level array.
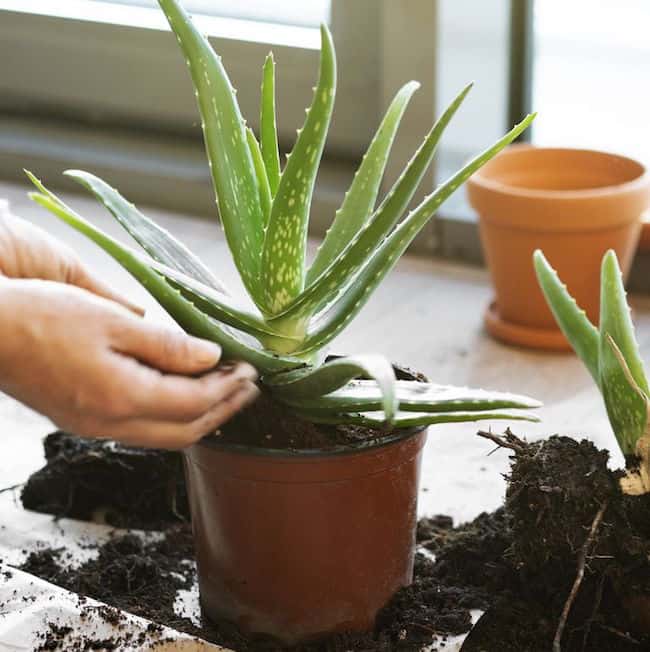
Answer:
[
  {"left": 0, "top": 279, "right": 259, "bottom": 449},
  {"left": 0, "top": 201, "right": 143, "bottom": 315}
]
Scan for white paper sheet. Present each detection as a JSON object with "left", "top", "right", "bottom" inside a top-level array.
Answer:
[
  {"left": 0, "top": 489, "right": 228, "bottom": 651},
  {"left": 0, "top": 563, "right": 222, "bottom": 651}
]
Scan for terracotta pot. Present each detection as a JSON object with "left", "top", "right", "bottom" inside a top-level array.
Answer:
[
  {"left": 467, "top": 145, "right": 650, "bottom": 350},
  {"left": 183, "top": 424, "right": 427, "bottom": 644}
]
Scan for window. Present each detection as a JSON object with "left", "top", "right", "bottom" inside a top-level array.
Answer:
[
  {"left": 435, "top": 0, "right": 513, "bottom": 222},
  {"left": 532, "top": 0, "right": 650, "bottom": 167},
  {"left": 1, "top": 1, "right": 645, "bottom": 265},
  {"left": 0, "top": 0, "right": 437, "bottom": 246},
  {"left": 107, "top": 0, "right": 331, "bottom": 28}
]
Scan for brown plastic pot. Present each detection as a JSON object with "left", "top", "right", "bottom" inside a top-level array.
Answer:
[
  {"left": 467, "top": 145, "right": 650, "bottom": 350},
  {"left": 183, "top": 424, "right": 427, "bottom": 644}
]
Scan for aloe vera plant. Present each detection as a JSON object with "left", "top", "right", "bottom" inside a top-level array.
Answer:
[
  {"left": 26, "top": 0, "right": 540, "bottom": 431},
  {"left": 535, "top": 249, "right": 650, "bottom": 494}
]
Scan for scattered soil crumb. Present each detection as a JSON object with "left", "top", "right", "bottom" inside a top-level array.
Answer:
[
  {"left": 17, "top": 518, "right": 486, "bottom": 651},
  {"left": 34, "top": 607, "right": 174, "bottom": 651},
  {"left": 20, "top": 429, "right": 650, "bottom": 650}
]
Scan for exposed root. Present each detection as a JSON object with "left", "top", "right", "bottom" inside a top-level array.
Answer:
[
  {"left": 553, "top": 501, "right": 608, "bottom": 652},
  {"left": 476, "top": 428, "right": 527, "bottom": 454},
  {"left": 581, "top": 570, "right": 607, "bottom": 651},
  {"left": 596, "top": 624, "right": 641, "bottom": 645}
]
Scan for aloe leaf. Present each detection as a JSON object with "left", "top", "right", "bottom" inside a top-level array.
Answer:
[
  {"left": 61, "top": 170, "right": 229, "bottom": 293},
  {"left": 533, "top": 250, "right": 600, "bottom": 383},
  {"left": 599, "top": 250, "right": 649, "bottom": 393},
  {"left": 27, "top": 187, "right": 302, "bottom": 374},
  {"left": 158, "top": 0, "right": 265, "bottom": 304},
  {"left": 60, "top": 169, "right": 277, "bottom": 341},
  {"left": 306, "top": 80, "right": 420, "bottom": 284},
  {"left": 297, "top": 114, "right": 537, "bottom": 353},
  {"left": 599, "top": 250, "right": 649, "bottom": 454},
  {"left": 276, "top": 379, "right": 541, "bottom": 413},
  {"left": 269, "top": 83, "right": 474, "bottom": 326},
  {"left": 143, "top": 258, "right": 300, "bottom": 342},
  {"left": 293, "top": 409, "right": 540, "bottom": 428},
  {"left": 266, "top": 354, "right": 397, "bottom": 422},
  {"left": 260, "top": 53, "right": 281, "bottom": 197},
  {"left": 261, "top": 24, "right": 336, "bottom": 314},
  {"left": 246, "top": 128, "right": 272, "bottom": 225}
]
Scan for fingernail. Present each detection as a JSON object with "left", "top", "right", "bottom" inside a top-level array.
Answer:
[
  {"left": 129, "top": 302, "right": 146, "bottom": 317},
  {"left": 236, "top": 363, "right": 259, "bottom": 382},
  {"left": 191, "top": 338, "right": 222, "bottom": 365},
  {"left": 244, "top": 383, "right": 261, "bottom": 404}
]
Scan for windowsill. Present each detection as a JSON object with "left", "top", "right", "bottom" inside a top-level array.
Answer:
[
  {"left": 0, "top": 112, "right": 354, "bottom": 235},
  {"left": 2, "top": 113, "right": 650, "bottom": 292},
  {"left": 0, "top": 112, "right": 442, "bottom": 253}
]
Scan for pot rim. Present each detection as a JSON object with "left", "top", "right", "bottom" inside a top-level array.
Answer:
[
  {"left": 468, "top": 144, "right": 649, "bottom": 201},
  {"left": 195, "top": 423, "right": 426, "bottom": 459}
]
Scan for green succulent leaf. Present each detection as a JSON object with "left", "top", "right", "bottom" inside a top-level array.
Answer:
[
  {"left": 533, "top": 250, "right": 600, "bottom": 383},
  {"left": 22, "top": 3, "right": 541, "bottom": 437},
  {"left": 277, "top": 379, "right": 542, "bottom": 414},
  {"left": 271, "top": 83, "right": 474, "bottom": 327},
  {"left": 306, "top": 80, "right": 421, "bottom": 284},
  {"left": 27, "top": 183, "right": 303, "bottom": 374},
  {"left": 297, "top": 113, "right": 537, "bottom": 353},
  {"left": 261, "top": 24, "right": 336, "bottom": 314},
  {"left": 158, "top": 0, "right": 265, "bottom": 305},
  {"left": 293, "top": 409, "right": 540, "bottom": 427},
  {"left": 61, "top": 170, "right": 229, "bottom": 293},
  {"left": 246, "top": 128, "right": 272, "bottom": 225},
  {"left": 260, "top": 53, "right": 281, "bottom": 197},
  {"left": 266, "top": 354, "right": 397, "bottom": 422},
  {"left": 599, "top": 250, "right": 649, "bottom": 455},
  {"left": 143, "top": 258, "right": 300, "bottom": 342}
]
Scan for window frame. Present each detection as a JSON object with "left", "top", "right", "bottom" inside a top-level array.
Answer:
[
  {"left": 0, "top": 0, "right": 550, "bottom": 266},
  {"left": 0, "top": 1, "right": 379, "bottom": 155},
  {"left": 0, "top": 1, "right": 437, "bottom": 246}
]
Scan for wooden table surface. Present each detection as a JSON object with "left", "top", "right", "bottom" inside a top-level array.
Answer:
[
  {"left": 3, "top": 177, "right": 650, "bottom": 649},
  {"left": 2, "top": 176, "right": 650, "bottom": 523}
]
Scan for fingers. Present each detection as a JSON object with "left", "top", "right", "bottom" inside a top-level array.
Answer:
[
  {"left": 112, "top": 318, "right": 224, "bottom": 375},
  {"left": 71, "top": 264, "right": 145, "bottom": 316},
  {"left": 122, "top": 358, "right": 258, "bottom": 421},
  {"left": 85, "top": 380, "right": 260, "bottom": 449}
]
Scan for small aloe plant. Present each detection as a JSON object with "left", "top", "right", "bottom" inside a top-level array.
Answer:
[
  {"left": 25, "top": 0, "right": 540, "bottom": 430},
  {"left": 535, "top": 249, "right": 650, "bottom": 494}
]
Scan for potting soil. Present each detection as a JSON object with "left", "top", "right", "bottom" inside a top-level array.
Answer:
[{"left": 17, "top": 429, "right": 650, "bottom": 650}]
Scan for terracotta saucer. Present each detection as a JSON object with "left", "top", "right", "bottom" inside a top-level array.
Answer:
[{"left": 484, "top": 300, "right": 572, "bottom": 351}]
